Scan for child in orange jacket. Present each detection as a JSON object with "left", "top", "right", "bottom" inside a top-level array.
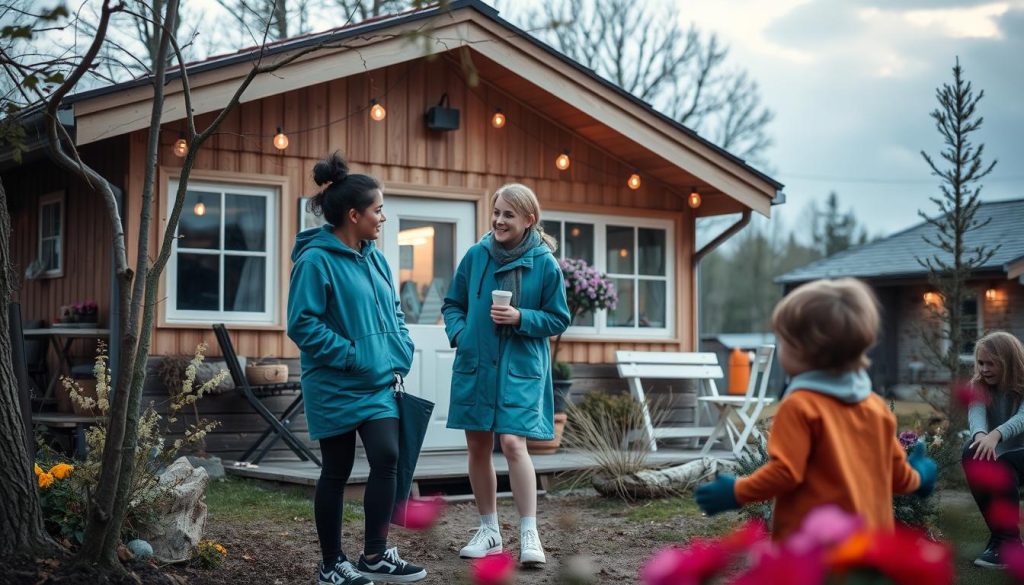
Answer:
[{"left": 696, "top": 278, "right": 937, "bottom": 539}]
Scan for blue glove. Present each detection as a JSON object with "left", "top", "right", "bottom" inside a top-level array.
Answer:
[
  {"left": 695, "top": 474, "right": 741, "bottom": 516},
  {"left": 908, "top": 441, "right": 937, "bottom": 497}
]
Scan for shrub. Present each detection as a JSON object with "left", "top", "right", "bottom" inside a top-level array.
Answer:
[{"left": 37, "top": 342, "right": 226, "bottom": 548}]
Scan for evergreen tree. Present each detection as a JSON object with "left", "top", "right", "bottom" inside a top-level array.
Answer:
[
  {"left": 812, "top": 191, "right": 863, "bottom": 257},
  {"left": 916, "top": 57, "right": 998, "bottom": 381}
]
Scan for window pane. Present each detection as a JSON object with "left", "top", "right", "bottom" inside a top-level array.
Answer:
[
  {"left": 608, "top": 278, "right": 634, "bottom": 327},
  {"left": 638, "top": 280, "right": 667, "bottom": 328},
  {"left": 564, "top": 222, "right": 594, "bottom": 265},
  {"left": 177, "top": 253, "right": 220, "bottom": 310},
  {"left": 179, "top": 190, "right": 221, "bottom": 249},
  {"left": 225, "top": 255, "right": 266, "bottom": 312},
  {"left": 225, "top": 194, "right": 267, "bottom": 251},
  {"left": 606, "top": 226, "right": 634, "bottom": 274},
  {"left": 42, "top": 239, "right": 57, "bottom": 270},
  {"left": 41, "top": 203, "right": 60, "bottom": 237},
  {"left": 960, "top": 296, "right": 979, "bottom": 354},
  {"left": 542, "top": 220, "right": 562, "bottom": 256},
  {"left": 398, "top": 220, "right": 454, "bottom": 325},
  {"left": 638, "top": 228, "right": 666, "bottom": 276}
]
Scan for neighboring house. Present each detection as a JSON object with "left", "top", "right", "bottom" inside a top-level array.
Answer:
[
  {"left": 1, "top": 0, "right": 782, "bottom": 459},
  {"left": 777, "top": 198, "right": 1024, "bottom": 393}
]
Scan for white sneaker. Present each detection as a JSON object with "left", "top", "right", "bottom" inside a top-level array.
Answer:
[
  {"left": 519, "top": 528, "right": 546, "bottom": 566},
  {"left": 459, "top": 525, "right": 503, "bottom": 558}
]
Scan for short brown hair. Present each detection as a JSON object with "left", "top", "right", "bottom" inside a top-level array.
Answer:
[{"left": 772, "top": 278, "right": 880, "bottom": 372}]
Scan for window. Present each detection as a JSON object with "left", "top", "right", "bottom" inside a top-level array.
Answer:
[
  {"left": 543, "top": 212, "right": 674, "bottom": 338},
  {"left": 960, "top": 293, "right": 981, "bottom": 357},
  {"left": 298, "top": 197, "right": 328, "bottom": 231},
  {"left": 37, "top": 191, "right": 64, "bottom": 278},
  {"left": 167, "top": 179, "right": 278, "bottom": 325}
]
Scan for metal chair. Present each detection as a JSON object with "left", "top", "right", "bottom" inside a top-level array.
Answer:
[{"left": 212, "top": 324, "right": 320, "bottom": 466}]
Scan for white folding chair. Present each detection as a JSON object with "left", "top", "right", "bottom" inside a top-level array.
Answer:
[{"left": 697, "top": 344, "right": 776, "bottom": 457}]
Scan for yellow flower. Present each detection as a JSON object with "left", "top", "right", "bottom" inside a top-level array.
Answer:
[
  {"left": 37, "top": 472, "right": 55, "bottom": 489},
  {"left": 49, "top": 463, "right": 74, "bottom": 480},
  {"left": 214, "top": 543, "right": 227, "bottom": 556},
  {"left": 34, "top": 463, "right": 43, "bottom": 476}
]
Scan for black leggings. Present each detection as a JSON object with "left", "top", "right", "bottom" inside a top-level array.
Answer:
[
  {"left": 316, "top": 417, "right": 399, "bottom": 565},
  {"left": 962, "top": 443, "right": 1024, "bottom": 544}
]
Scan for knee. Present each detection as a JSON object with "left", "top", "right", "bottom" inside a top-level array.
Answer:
[
  {"left": 368, "top": 445, "right": 399, "bottom": 472},
  {"left": 499, "top": 435, "right": 528, "bottom": 460}
]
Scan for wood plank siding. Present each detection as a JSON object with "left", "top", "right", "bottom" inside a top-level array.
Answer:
[{"left": 136, "top": 54, "right": 700, "bottom": 364}]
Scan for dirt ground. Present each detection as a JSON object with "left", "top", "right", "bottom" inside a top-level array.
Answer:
[{"left": 176, "top": 491, "right": 725, "bottom": 585}]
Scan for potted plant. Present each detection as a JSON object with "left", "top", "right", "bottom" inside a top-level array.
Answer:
[{"left": 529, "top": 258, "right": 617, "bottom": 455}]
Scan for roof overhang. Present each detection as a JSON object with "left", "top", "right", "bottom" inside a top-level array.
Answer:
[
  {"left": 63, "top": 0, "right": 781, "bottom": 216},
  {"left": 1007, "top": 255, "right": 1024, "bottom": 281}
]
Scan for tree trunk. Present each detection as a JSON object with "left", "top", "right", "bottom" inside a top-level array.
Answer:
[
  {"left": 592, "top": 457, "right": 739, "bottom": 500},
  {"left": 0, "top": 177, "right": 54, "bottom": 557}
]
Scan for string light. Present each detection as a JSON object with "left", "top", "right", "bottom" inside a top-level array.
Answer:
[
  {"left": 173, "top": 134, "right": 188, "bottom": 158},
  {"left": 491, "top": 109, "right": 506, "bottom": 128},
  {"left": 627, "top": 172, "right": 641, "bottom": 190},
  {"left": 687, "top": 190, "right": 702, "bottom": 209},
  {"left": 273, "top": 127, "right": 289, "bottom": 150},
  {"left": 370, "top": 99, "right": 386, "bottom": 121},
  {"left": 923, "top": 291, "right": 940, "bottom": 306},
  {"left": 193, "top": 194, "right": 206, "bottom": 217},
  {"left": 985, "top": 288, "right": 998, "bottom": 302},
  {"left": 555, "top": 149, "right": 571, "bottom": 171},
  {"left": 619, "top": 248, "right": 629, "bottom": 258},
  {"left": 570, "top": 226, "right": 581, "bottom": 237}
]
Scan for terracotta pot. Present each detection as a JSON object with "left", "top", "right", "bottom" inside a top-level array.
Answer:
[
  {"left": 526, "top": 412, "right": 568, "bottom": 455},
  {"left": 245, "top": 363, "right": 289, "bottom": 385}
]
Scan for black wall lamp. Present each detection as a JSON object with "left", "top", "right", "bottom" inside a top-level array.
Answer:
[{"left": 425, "top": 93, "right": 460, "bottom": 131}]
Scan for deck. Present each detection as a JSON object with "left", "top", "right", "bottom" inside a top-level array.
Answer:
[{"left": 225, "top": 446, "right": 735, "bottom": 499}]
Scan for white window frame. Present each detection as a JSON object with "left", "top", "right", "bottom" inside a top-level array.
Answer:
[
  {"left": 166, "top": 179, "right": 279, "bottom": 325},
  {"left": 38, "top": 191, "right": 64, "bottom": 278},
  {"left": 545, "top": 211, "right": 675, "bottom": 340}
]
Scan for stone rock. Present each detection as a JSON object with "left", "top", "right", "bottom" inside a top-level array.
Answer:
[
  {"left": 127, "top": 539, "right": 154, "bottom": 559},
  {"left": 138, "top": 456, "right": 209, "bottom": 563},
  {"left": 186, "top": 455, "right": 226, "bottom": 481}
]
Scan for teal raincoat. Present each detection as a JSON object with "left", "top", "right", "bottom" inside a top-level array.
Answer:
[
  {"left": 286, "top": 225, "right": 414, "bottom": 441},
  {"left": 442, "top": 233, "right": 570, "bottom": 440}
]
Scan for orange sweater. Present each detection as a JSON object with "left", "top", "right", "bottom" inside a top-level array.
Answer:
[{"left": 734, "top": 390, "right": 921, "bottom": 540}]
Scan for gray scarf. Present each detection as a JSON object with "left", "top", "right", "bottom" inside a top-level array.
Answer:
[{"left": 488, "top": 228, "right": 544, "bottom": 337}]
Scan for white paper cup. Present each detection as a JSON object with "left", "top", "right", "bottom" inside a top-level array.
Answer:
[{"left": 492, "top": 290, "right": 513, "bottom": 306}]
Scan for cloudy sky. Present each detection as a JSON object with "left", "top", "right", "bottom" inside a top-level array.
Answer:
[{"left": 679, "top": 0, "right": 1024, "bottom": 237}]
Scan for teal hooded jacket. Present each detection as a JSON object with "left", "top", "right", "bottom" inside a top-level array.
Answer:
[
  {"left": 442, "top": 233, "right": 570, "bottom": 440},
  {"left": 286, "top": 225, "right": 414, "bottom": 440}
]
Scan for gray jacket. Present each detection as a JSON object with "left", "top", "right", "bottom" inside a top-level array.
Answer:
[{"left": 968, "top": 390, "right": 1024, "bottom": 456}]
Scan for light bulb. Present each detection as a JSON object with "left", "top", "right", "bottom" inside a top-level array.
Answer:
[
  {"left": 491, "top": 110, "right": 506, "bottom": 128},
  {"left": 173, "top": 138, "right": 188, "bottom": 158},
  {"left": 923, "top": 291, "right": 940, "bottom": 305},
  {"left": 619, "top": 248, "right": 629, "bottom": 258},
  {"left": 193, "top": 201, "right": 206, "bottom": 216},
  {"left": 627, "top": 173, "right": 641, "bottom": 190},
  {"left": 370, "top": 101, "right": 386, "bottom": 121},
  {"left": 985, "top": 288, "right": 998, "bottom": 301},
  {"left": 273, "top": 127, "right": 289, "bottom": 150},
  {"left": 688, "top": 191, "right": 702, "bottom": 209},
  {"left": 570, "top": 227, "right": 581, "bottom": 238},
  {"left": 555, "top": 152, "right": 571, "bottom": 171}
]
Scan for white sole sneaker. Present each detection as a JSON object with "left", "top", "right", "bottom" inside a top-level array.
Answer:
[
  {"left": 459, "top": 528, "right": 503, "bottom": 559},
  {"left": 519, "top": 550, "right": 546, "bottom": 567}
]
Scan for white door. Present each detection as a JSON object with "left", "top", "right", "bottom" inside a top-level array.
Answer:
[{"left": 379, "top": 196, "right": 476, "bottom": 451}]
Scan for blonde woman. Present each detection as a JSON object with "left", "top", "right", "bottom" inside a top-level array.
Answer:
[{"left": 442, "top": 183, "right": 570, "bottom": 567}]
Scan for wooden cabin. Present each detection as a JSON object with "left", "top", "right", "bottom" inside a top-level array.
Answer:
[{"left": 2, "top": 0, "right": 782, "bottom": 460}]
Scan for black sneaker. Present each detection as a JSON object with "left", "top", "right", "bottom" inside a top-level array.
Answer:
[
  {"left": 357, "top": 547, "right": 427, "bottom": 583},
  {"left": 974, "top": 544, "right": 1007, "bottom": 569},
  {"left": 319, "top": 559, "right": 374, "bottom": 585}
]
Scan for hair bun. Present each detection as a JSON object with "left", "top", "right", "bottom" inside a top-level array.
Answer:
[{"left": 312, "top": 151, "right": 350, "bottom": 186}]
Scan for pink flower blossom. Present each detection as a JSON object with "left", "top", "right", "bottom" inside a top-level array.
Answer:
[
  {"left": 964, "top": 460, "right": 1015, "bottom": 492},
  {"left": 471, "top": 551, "right": 515, "bottom": 585},
  {"left": 392, "top": 497, "right": 444, "bottom": 530}
]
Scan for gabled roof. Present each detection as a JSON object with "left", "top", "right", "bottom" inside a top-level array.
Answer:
[
  {"left": 777, "top": 198, "right": 1024, "bottom": 284},
  {"left": 52, "top": 0, "right": 782, "bottom": 215}
]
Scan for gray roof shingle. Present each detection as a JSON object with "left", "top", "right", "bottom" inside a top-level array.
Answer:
[{"left": 777, "top": 198, "right": 1024, "bottom": 284}]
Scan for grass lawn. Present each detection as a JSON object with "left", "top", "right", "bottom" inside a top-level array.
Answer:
[
  {"left": 205, "top": 476, "right": 362, "bottom": 524},
  {"left": 938, "top": 493, "right": 1012, "bottom": 585}
]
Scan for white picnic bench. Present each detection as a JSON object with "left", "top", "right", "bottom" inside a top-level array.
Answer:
[{"left": 615, "top": 345, "right": 776, "bottom": 457}]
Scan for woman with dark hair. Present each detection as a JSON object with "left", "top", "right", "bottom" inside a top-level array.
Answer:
[{"left": 287, "top": 152, "right": 426, "bottom": 585}]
